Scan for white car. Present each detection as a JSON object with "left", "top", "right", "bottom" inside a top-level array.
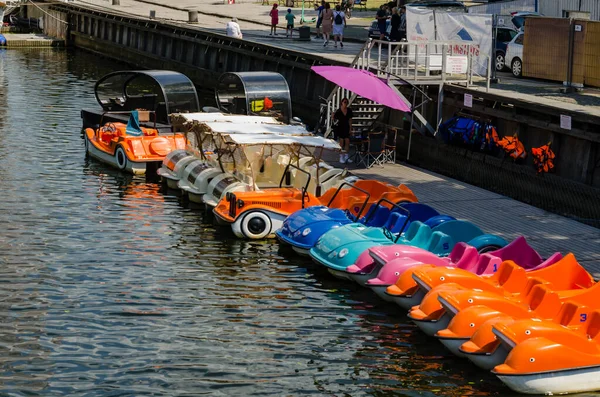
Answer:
[{"left": 505, "top": 31, "right": 524, "bottom": 77}]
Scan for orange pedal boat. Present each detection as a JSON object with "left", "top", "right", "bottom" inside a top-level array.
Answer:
[
  {"left": 407, "top": 253, "right": 594, "bottom": 337},
  {"left": 84, "top": 111, "right": 186, "bottom": 174},
  {"left": 459, "top": 299, "right": 591, "bottom": 370},
  {"left": 213, "top": 167, "right": 417, "bottom": 239},
  {"left": 493, "top": 310, "right": 600, "bottom": 395}
]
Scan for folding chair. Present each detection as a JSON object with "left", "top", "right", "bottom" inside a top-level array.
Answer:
[
  {"left": 384, "top": 128, "right": 397, "bottom": 164},
  {"left": 356, "top": 131, "right": 386, "bottom": 168}
]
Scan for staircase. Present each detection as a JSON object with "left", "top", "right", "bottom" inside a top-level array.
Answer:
[{"left": 322, "top": 39, "right": 491, "bottom": 139}]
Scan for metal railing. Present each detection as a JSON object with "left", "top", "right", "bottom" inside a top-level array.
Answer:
[
  {"left": 323, "top": 39, "right": 374, "bottom": 138},
  {"left": 321, "top": 39, "right": 492, "bottom": 138},
  {"left": 363, "top": 40, "right": 491, "bottom": 89}
]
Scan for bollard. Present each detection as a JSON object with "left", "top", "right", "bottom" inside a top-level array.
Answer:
[
  {"left": 188, "top": 11, "right": 198, "bottom": 23},
  {"left": 149, "top": 10, "right": 156, "bottom": 19},
  {"left": 112, "top": 0, "right": 119, "bottom": 5}
]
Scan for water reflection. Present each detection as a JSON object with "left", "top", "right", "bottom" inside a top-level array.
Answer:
[{"left": 0, "top": 48, "right": 511, "bottom": 396}]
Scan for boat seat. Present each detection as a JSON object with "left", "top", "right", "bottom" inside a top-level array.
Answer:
[
  {"left": 426, "top": 231, "right": 455, "bottom": 255},
  {"left": 526, "top": 284, "right": 562, "bottom": 318},
  {"left": 586, "top": 311, "right": 600, "bottom": 341},
  {"left": 448, "top": 243, "right": 479, "bottom": 269},
  {"left": 430, "top": 220, "right": 484, "bottom": 244},
  {"left": 362, "top": 204, "right": 392, "bottom": 227},
  {"left": 555, "top": 301, "right": 581, "bottom": 327},
  {"left": 399, "top": 221, "right": 433, "bottom": 246},
  {"left": 383, "top": 212, "right": 406, "bottom": 234}
]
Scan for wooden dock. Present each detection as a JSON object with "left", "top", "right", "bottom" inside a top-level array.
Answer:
[
  {"left": 0, "top": 33, "right": 65, "bottom": 47},
  {"left": 351, "top": 162, "right": 600, "bottom": 277}
]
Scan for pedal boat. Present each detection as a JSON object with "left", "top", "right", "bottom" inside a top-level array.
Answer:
[
  {"left": 384, "top": 237, "right": 560, "bottom": 309},
  {"left": 492, "top": 310, "right": 600, "bottom": 395},
  {"left": 460, "top": 299, "right": 591, "bottom": 370},
  {"left": 407, "top": 253, "right": 586, "bottom": 337},
  {"left": 84, "top": 111, "right": 186, "bottom": 174},
  {"left": 275, "top": 183, "right": 419, "bottom": 255},
  {"left": 212, "top": 135, "right": 358, "bottom": 239},
  {"left": 408, "top": 253, "right": 595, "bottom": 343},
  {"left": 346, "top": 219, "right": 508, "bottom": 288}
]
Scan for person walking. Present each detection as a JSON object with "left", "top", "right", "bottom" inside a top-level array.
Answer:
[
  {"left": 321, "top": 2, "right": 333, "bottom": 46},
  {"left": 333, "top": 98, "right": 353, "bottom": 163},
  {"left": 332, "top": 4, "right": 346, "bottom": 48},
  {"left": 375, "top": 4, "right": 388, "bottom": 40},
  {"left": 226, "top": 17, "right": 243, "bottom": 39},
  {"left": 285, "top": 8, "right": 296, "bottom": 37},
  {"left": 269, "top": 4, "right": 279, "bottom": 36},
  {"left": 389, "top": 7, "right": 400, "bottom": 41},
  {"left": 314, "top": 0, "right": 325, "bottom": 39}
]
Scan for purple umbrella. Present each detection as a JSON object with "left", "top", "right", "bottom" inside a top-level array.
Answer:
[{"left": 311, "top": 66, "right": 411, "bottom": 112}]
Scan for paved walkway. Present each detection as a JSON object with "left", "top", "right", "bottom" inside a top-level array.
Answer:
[{"left": 350, "top": 162, "right": 600, "bottom": 277}]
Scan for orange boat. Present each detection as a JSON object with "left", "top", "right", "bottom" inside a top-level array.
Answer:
[
  {"left": 423, "top": 272, "right": 597, "bottom": 361},
  {"left": 84, "top": 111, "right": 186, "bottom": 174},
  {"left": 213, "top": 171, "right": 417, "bottom": 239},
  {"left": 459, "top": 300, "right": 590, "bottom": 370},
  {"left": 407, "top": 253, "right": 594, "bottom": 337},
  {"left": 492, "top": 310, "right": 600, "bottom": 395}
]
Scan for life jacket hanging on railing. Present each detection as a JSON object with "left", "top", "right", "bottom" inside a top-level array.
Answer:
[
  {"left": 480, "top": 124, "right": 499, "bottom": 152},
  {"left": 497, "top": 134, "right": 527, "bottom": 160},
  {"left": 531, "top": 141, "right": 555, "bottom": 173}
]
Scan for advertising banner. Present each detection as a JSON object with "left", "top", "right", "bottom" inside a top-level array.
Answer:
[{"left": 406, "top": 7, "right": 493, "bottom": 75}]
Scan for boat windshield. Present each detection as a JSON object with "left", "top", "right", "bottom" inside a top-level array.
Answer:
[
  {"left": 216, "top": 72, "right": 292, "bottom": 124},
  {"left": 94, "top": 70, "right": 200, "bottom": 124}
]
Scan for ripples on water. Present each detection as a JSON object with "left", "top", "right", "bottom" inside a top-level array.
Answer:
[{"left": 0, "top": 48, "right": 509, "bottom": 396}]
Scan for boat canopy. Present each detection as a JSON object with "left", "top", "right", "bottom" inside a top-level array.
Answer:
[
  {"left": 94, "top": 70, "right": 200, "bottom": 125},
  {"left": 211, "top": 133, "right": 340, "bottom": 185},
  {"left": 221, "top": 133, "right": 340, "bottom": 150},
  {"left": 216, "top": 72, "right": 292, "bottom": 124},
  {"left": 171, "top": 112, "right": 283, "bottom": 125}
]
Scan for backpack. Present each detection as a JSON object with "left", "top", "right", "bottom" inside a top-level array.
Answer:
[{"left": 334, "top": 12, "right": 343, "bottom": 25}]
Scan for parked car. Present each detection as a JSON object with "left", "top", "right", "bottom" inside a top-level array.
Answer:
[
  {"left": 406, "top": 0, "right": 468, "bottom": 12},
  {"left": 367, "top": 19, "right": 390, "bottom": 39},
  {"left": 511, "top": 11, "right": 543, "bottom": 31},
  {"left": 495, "top": 26, "right": 518, "bottom": 71},
  {"left": 505, "top": 31, "right": 524, "bottom": 77}
]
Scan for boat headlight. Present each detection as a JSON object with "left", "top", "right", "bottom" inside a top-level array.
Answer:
[
  {"left": 339, "top": 248, "right": 349, "bottom": 258},
  {"left": 237, "top": 199, "right": 244, "bottom": 208},
  {"left": 302, "top": 228, "right": 311, "bottom": 237}
]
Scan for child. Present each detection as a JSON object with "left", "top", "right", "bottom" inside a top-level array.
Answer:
[
  {"left": 285, "top": 8, "right": 296, "bottom": 37},
  {"left": 269, "top": 4, "right": 279, "bottom": 36}
]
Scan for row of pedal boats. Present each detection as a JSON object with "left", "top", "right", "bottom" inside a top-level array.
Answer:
[{"left": 86, "top": 112, "right": 599, "bottom": 395}]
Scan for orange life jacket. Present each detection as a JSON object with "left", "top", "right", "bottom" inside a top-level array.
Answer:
[
  {"left": 497, "top": 134, "right": 527, "bottom": 160},
  {"left": 531, "top": 142, "right": 555, "bottom": 173}
]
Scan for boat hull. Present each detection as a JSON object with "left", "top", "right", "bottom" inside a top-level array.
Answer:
[
  {"left": 86, "top": 137, "right": 148, "bottom": 174},
  {"left": 496, "top": 366, "right": 600, "bottom": 395}
]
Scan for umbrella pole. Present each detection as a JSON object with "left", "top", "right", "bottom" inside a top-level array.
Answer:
[{"left": 406, "top": 87, "right": 418, "bottom": 162}]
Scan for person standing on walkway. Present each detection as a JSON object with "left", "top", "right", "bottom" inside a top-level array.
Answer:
[
  {"left": 399, "top": 6, "right": 407, "bottom": 41},
  {"left": 269, "top": 4, "right": 279, "bottom": 35},
  {"left": 332, "top": 4, "right": 345, "bottom": 48},
  {"left": 389, "top": 7, "right": 400, "bottom": 41},
  {"left": 333, "top": 97, "right": 353, "bottom": 163},
  {"left": 285, "top": 8, "right": 296, "bottom": 37},
  {"left": 226, "top": 17, "right": 243, "bottom": 39},
  {"left": 321, "top": 2, "right": 333, "bottom": 46},
  {"left": 314, "top": 0, "right": 325, "bottom": 39},
  {"left": 376, "top": 4, "right": 388, "bottom": 40}
]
